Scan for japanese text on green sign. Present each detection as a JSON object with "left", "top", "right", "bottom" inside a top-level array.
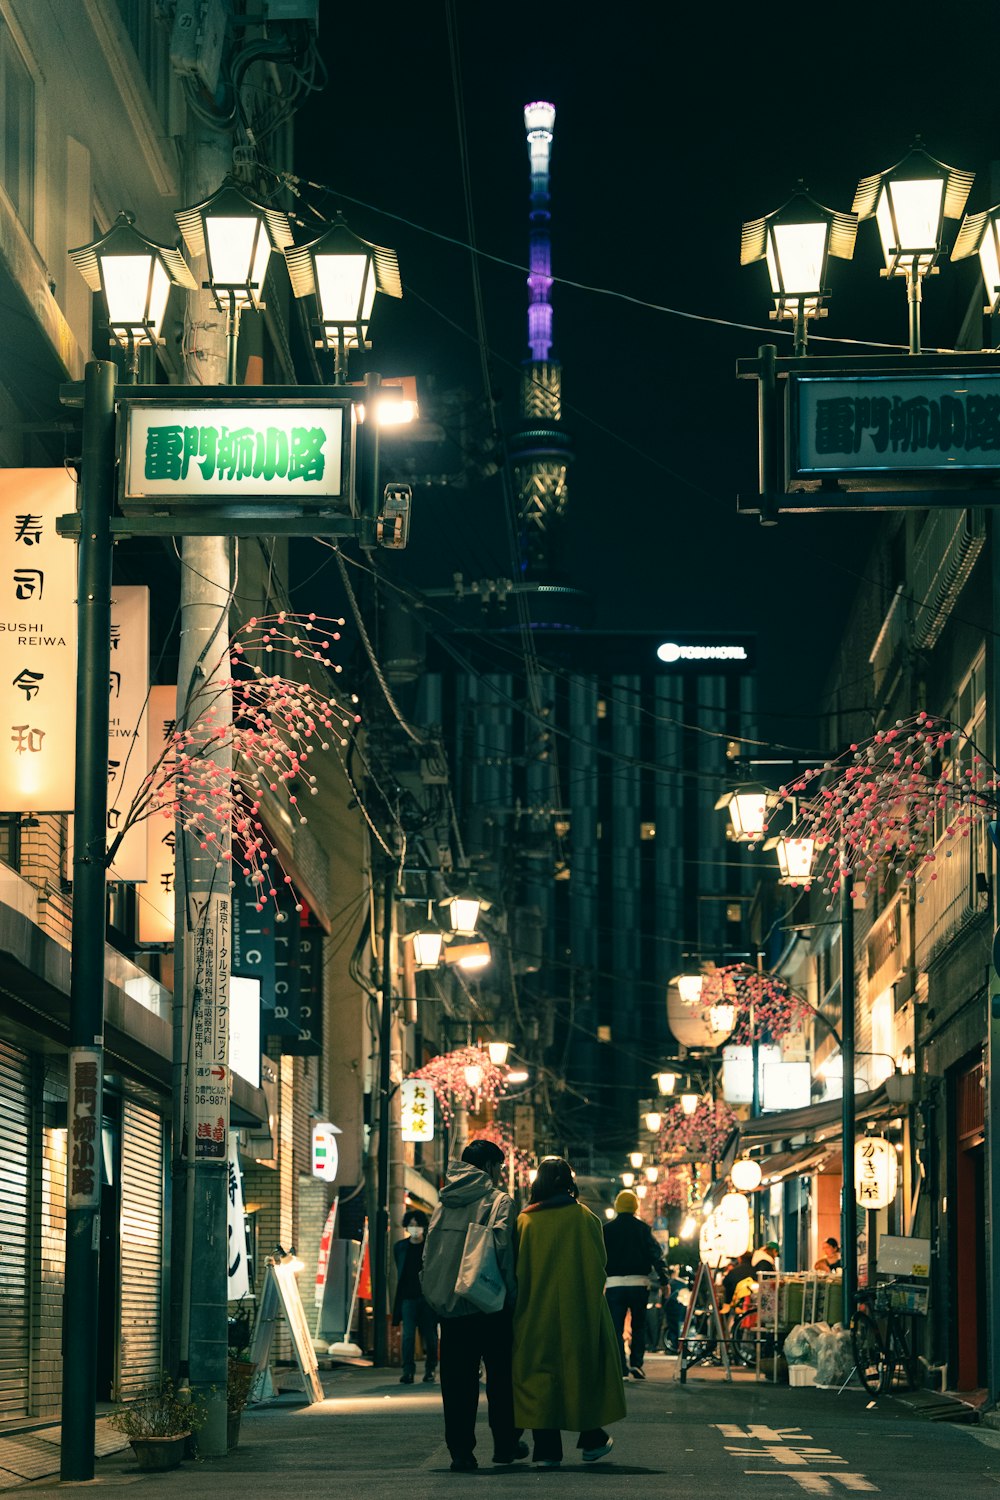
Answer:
[{"left": 144, "top": 423, "right": 327, "bottom": 484}]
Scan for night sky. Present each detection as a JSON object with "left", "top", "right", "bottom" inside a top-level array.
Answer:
[{"left": 294, "top": 0, "right": 999, "bottom": 745}]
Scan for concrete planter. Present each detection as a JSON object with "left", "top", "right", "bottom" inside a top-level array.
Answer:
[{"left": 129, "top": 1433, "right": 190, "bottom": 1471}]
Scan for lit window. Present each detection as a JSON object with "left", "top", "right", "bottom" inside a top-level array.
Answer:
[
  {"left": 640, "top": 822, "right": 656, "bottom": 841},
  {"left": 596, "top": 698, "right": 608, "bottom": 719},
  {"left": 597, "top": 1025, "right": 612, "bottom": 1043}
]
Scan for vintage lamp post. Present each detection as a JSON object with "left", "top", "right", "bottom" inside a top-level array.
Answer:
[
  {"left": 175, "top": 181, "right": 293, "bottom": 383},
  {"left": 852, "top": 145, "right": 974, "bottom": 354},
  {"left": 952, "top": 203, "right": 1000, "bottom": 314},
  {"left": 284, "top": 211, "right": 402, "bottom": 382},
  {"left": 740, "top": 186, "right": 858, "bottom": 355},
  {"left": 715, "top": 782, "right": 775, "bottom": 841},
  {"left": 70, "top": 211, "right": 197, "bottom": 378}
]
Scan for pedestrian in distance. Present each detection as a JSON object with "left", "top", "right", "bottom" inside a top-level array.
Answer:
[
  {"left": 392, "top": 1208, "right": 438, "bottom": 1385},
  {"left": 814, "top": 1236, "right": 842, "bottom": 1272},
  {"left": 752, "top": 1239, "right": 780, "bottom": 1273},
  {"left": 603, "top": 1187, "right": 669, "bottom": 1379},
  {"left": 420, "top": 1138, "right": 527, "bottom": 1474},
  {"left": 512, "top": 1156, "right": 626, "bottom": 1468}
]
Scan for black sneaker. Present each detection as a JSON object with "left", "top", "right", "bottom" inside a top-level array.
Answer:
[
  {"left": 422, "top": 1371, "right": 436, "bottom": 1383},
  {"left": 399, "top": 1374, "right": 414, "bottom": 1385},
  {"left": 629, "top": 1365, "right": 647, "bottom": 1380},
  {"left": 493, "top": 1440, "right": 529, "bottom": 1464},
  {"left": 450, "top": 1455, "right": 478, "bottom": 1473}
]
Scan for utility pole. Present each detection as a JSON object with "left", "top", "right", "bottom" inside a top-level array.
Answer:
[
  {"left": 171, "top": 123, "right": 233, "bottom": 1457},
  {"left": 840, "top": 870, "right": 857, "bottom": 1316},
  {"left": 60, "top": 360, "right": 116, "bottom": 1482},
  {"left": 373, "top": 865, "right": 395, "bottom": 1367}
]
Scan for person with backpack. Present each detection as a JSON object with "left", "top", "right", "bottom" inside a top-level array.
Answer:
[
  {"left": 603, "top": 1188, "right": 670, "bottom": 1379},
  {"left": 420, "top": 1138, "right": 526, "bottom": 1473}
]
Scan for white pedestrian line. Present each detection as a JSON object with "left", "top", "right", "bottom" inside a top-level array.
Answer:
[
  {"left": 744, "top": 1474, "right": 878, "bottom": 1494},
  {"left": 714, "top": 1422, "right": 878, "bottom": 1493}
]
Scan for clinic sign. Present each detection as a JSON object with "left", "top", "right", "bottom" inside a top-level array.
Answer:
[{"left": 122, "top": 400, "right": 351, "bottom": 506}]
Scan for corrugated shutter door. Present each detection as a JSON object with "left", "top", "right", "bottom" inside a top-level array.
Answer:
[
  {"left": 0, "top": 1041, "right": 31, "bottom": 1418},
  {"left": 118, "top": 1101, "right": 164, "bottom": 1396}
]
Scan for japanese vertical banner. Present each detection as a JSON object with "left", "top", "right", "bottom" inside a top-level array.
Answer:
[
  {"left": 67, "top": 1047, "right": 103, "bottom": 1210},
  {"left": 105, "top": 587, "right": 149, "bottom": 881},
  {"left": 187, "top": 889, "right": 231, "bottom": 1159},
  {"left": 0, "top": 469, "right": 77, "bottom": 809},
  {"left": 138, "top": 684, "right": 176, "bottom": 943},
  {"left": 227, "top": 1131, "right": 250, "bottom": 1300}
]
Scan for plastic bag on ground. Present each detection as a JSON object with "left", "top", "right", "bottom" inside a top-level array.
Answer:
[
  {"left": 783, "top": 1324, "right": 811, "bottom": 1364},
  {"left": 815, "top": 1323, "right": 854, "bottom": 1387}
]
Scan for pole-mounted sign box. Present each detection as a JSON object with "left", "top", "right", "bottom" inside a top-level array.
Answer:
[
  {"left": 737, "top": 350, "right": 1000, "bottom": 519},
  {"left": 121, "top": 398, "right": 351, "bottom": 509}
]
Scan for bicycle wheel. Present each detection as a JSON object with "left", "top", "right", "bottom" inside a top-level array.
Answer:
[
  {"left": 731, "top": 1312, "right": 757, "bottom": 1367},
  {"left": 883, "top": 1322, "right": 921, "bottom": 1393},
  {"left": 851, "top": 1311, "right": 887, "bottom": 1394}
]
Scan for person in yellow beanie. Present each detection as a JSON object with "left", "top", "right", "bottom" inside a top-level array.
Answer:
[{"left": 602, "top": 1189, "right": 669, "bottom": 1379}]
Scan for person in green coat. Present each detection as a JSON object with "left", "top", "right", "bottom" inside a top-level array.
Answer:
[{"left": 512, "top": 1156, "right": 626, "bottom": 1468}]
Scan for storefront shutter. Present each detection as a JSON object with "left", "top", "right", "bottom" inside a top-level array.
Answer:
[
  {"left": 0, "top": 1041, "right": 31, "bottom": 1417},
  {"left": 118, "top": 1100, "right": 164, "bottom": 1396}
]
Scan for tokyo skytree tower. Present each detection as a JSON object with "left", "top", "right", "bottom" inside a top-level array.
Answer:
[{"left": 510, "top": 101, "right": 572, "bottom": 578}]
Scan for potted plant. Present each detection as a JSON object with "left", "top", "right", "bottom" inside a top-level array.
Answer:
[
  {"left": 107, "top": 1376, "right": 205, "bottom": 1472},
  {"left": 226, "top": 1355, "right": 257, "bottom": 1450}
]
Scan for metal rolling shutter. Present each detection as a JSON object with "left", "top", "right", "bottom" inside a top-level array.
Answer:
[
  {"left": 0, "top": 1041, "right": 31, "bottom": 1418},
  {"left": 118, "top": 1101, "right": 164, "bottom": 1396}
]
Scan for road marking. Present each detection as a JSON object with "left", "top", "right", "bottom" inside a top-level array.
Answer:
[{"left": 713, "top": 1423, "right": 878, "bottom": 1493}]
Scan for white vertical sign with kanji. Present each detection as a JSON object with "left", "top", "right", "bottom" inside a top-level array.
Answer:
[
  {"left": 138, "top": 683, "right": 176, "bottom": 942},
  {"left": 188, "top": 890, "right": 231, "bottom": 1159},
  {"left": 105, "top": 586, "right": 149, "bottom": 881},
  {"left": 0, "top": 469, "right": 77, "bottom": 809},
  {"left": 227, "top": 1131, "right": 250, "bottom": 1300}
]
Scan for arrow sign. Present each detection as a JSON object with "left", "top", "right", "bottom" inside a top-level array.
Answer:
[{"left": 211, "top": 1065, "right": 226, "bottom": 1081}]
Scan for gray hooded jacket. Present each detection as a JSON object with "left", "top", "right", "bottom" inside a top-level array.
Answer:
[{"left": 420, "top": 1160, "right": 517, "bottom": 1317}]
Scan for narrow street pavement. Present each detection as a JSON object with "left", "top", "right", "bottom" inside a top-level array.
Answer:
[{"left": 16, "top": 1355, "right": 1000, "bottom": 1498}]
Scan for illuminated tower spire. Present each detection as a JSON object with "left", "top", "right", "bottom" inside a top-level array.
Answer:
[{"left": 511, "top": 101, "right": 572, "bottom": 578}]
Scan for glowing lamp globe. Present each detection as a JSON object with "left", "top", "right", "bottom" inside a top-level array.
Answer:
[
  {"left": 854, "top": 1135, "right": 898, "bottom": 1211},
  {"left": 620, "top": 1171, "right": 635, "bottom": 1188},
  {"left": 953, "top": 204, "right": 1000, "bottom": 314},
  {"left": 644, "top": 1165, "right": 659, "bottom": 1183},
  {"left": 718, "top": 1192, "right": 752, "bottom": 1258},
  {"left": 853, "top": 146, "right": 973, "bottom": 277},
  {"left": 629, "top": 1151, "right": 644, "bottom": 1169},
  {"left": 769, "top": 835, "right": 816, "bottom": 886},
  {"left": 656, "top": 1071, "right": 678, "bottom": 1095},
  {"left": 487, "top": 1041, "right": 510, "bottom": 1066},
  {"left": 680, "top": 1092, "right": 700, "bottom": 1116},
  {"left": 409, "top": 929, "right": 443, "bottom": 969},
  {"left": 463, "top": 1064, "right": 484, "bottom": 1091},
  {"left": 731, "top": 1157, "right": 763, "bottom": 1192},
  {"left": 644, "top": 1110, "right": 663, "bottom": 1132}
]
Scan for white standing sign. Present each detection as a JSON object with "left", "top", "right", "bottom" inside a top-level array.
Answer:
[
  {"left": 227, "top": 1132, "right": 250, "bottom": 1301},
  {"left": 105, "top": 587, "right": 149, "bottom": 881},
  {"left": 188, "top": 890, "right": 231, "bottom": 1160},
  {"left": 138, "top": 684, "right": 177, "bottom": 943},
  {"left": 0, "top": 470, "right": 78, "bottom": 810}
]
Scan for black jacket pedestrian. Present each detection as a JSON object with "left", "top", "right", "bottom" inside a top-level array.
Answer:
[{"left": 602, "top": 1213, "right": 668, "bottom": 1283}]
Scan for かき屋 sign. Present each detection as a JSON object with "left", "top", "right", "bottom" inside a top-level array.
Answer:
[{"left": 855, "top": 1134, "right": 898, "bottom": 1210}]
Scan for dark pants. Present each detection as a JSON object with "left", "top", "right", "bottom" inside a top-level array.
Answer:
[
  {"left": 438, "top": 1306, "right": 519, "bottom": 1461},
  {"left": 606, "top": 1284, "right": 648, "bottom": 1372},
  {"left": 532, "top": 1428, "right": 609, "bottom": 1463},
  {"left": 664, "top": 1296, "right": 684, "bottom": 1348},
  {"left": 401, "top": 1296, "right": 438, "bottom": 1378}
]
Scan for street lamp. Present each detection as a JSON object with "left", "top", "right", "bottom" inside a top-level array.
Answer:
[
  {"left": 680, "top": 1089, "right": 700, "bottom": 1116},
  {"left": 621, "top": 1171, "right": 635, "bottom": 1188},
  {"left": 715, "top": 783, "right": 775, "bottom": 842},
  {"left": 766, "top": 832, "right": 816, "bottom": 887},
  {"left": 487, "top": 1040, "right": 511, "bottom": 1066},
  {"left": 629, "top": 1150, "right": 644, "bottom": 1169},
  {"left": 175, "top": 181, "right": 293, "bottom": 383},
  {"left": 655, "top": 1070, "right": 678, "bottom": 1095},
  {"left": 852, "top": 144, "right": 974, "bottom": 353},
  {"left": 644, "top": 1110, "right": 663, "bottom": 1132},
  {"left": 673, "top": 972, "right": 704, "bottom": 1006},
  {"left": 644, "top": 1165, "right": 659, "bottom": 1183},
  {"left": 69, "top": 210, "right": 197, "bottom": 378},
  {"left": 439, "top": 891, "right": 485, "bottom": 936},
  {"left": 284, "top": 211, "right": 402, "bottom": 381},
  {"left": 408, "top": 929, "right": 444, "bottom": 969},
  {"left": 952, "top": 203, "right": 1000, "bottom": 314},
  {"left": 740, "top": 185, "right": 858, "bottom": 355}
]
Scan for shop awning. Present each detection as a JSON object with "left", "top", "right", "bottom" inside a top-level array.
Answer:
[
  {"left": 756, "top": 1142, "right": 835, "bottom": 1182},
  {"left": 737, "top": 1085, "right": 896, "bottom": 1150}
]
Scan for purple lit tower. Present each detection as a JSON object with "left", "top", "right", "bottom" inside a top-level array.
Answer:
[{"left": 511, "top": 101, "right": 573, "bottom": 578}]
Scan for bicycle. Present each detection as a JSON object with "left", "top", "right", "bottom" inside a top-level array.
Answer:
[
  {"left": 850, "top": 1280, "right": 923, "bottom": 1394},
  {"left": 730, "top": 1300, "right": 777, "bottom": 1366}
]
